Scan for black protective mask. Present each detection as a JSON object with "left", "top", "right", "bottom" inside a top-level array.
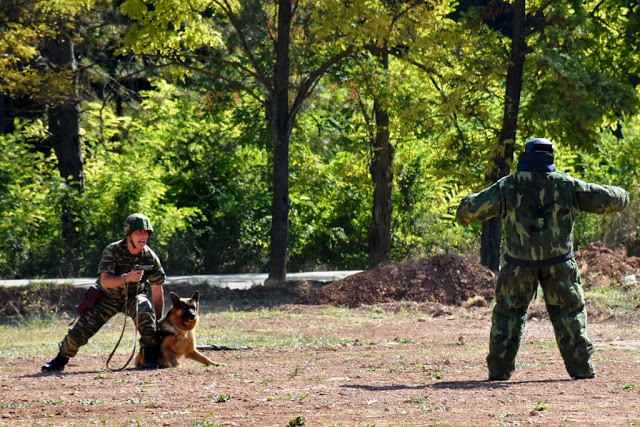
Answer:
[{"left": 516, "top": 151, "right": 556, "bottom": 172}]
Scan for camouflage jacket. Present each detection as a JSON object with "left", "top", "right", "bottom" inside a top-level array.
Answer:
[
  {"left": 96, "top": 239, "right": 166, "bottom": 297},
  {"left": 456, "top": 171, "right": 629, "bottom": 262}
]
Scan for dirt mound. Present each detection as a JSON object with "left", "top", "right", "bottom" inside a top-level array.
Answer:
[
  {"left": 300, "top": 254, "right": 496, "bottom": 308},
  {"left": 575, "top": 242, "right": 640, "bottom": 288},
  {"left": 302, "top": 242, "right": 640, "bottom": 308}
]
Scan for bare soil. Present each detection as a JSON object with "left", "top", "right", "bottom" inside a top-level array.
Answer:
[{"left": 2, "top": 243, "right": 640, "bottom": 426}]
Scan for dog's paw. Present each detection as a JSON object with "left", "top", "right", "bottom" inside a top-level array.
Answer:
[{"left": 208, "top": 361, "right": 226, "bottom": 368}]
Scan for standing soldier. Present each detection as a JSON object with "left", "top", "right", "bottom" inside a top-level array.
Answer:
[
  {"left": 456, "top": 138, "right": 628, "bottom": 380},
  {"left": 42, "top": 213, "right": 166, "bottom": 371}
]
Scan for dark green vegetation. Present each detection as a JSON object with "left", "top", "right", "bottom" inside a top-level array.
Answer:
[{"left": 1, "top": 1, "right": 639, "bottom": 280}]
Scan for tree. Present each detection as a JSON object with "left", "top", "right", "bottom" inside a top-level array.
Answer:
[
  {"left": 480, "top": 0, "right": 526, "bottom": 271},
  {"left": 368, "top": 46, "right": 394, "bottom": 269},
  {"left": 120, "top": 0, "right": 359, "bottom": 282},
  {"left": 338, "top": 0, "right": 459, "bottom": 268},
  {"left": 43, "top": 17, "right": 85, "bottom": 264},
  {"left": 1, "top": 0, "right": 87, "bottom": 272},
  {"left": 459, "top": 0, "right": 640, "bottom": 270},
  {"left": 341, "top": 41, "right": 394, "bottom": 269},
  {"left": 0, "top": 0, "right": 144, "bottom": 274}
]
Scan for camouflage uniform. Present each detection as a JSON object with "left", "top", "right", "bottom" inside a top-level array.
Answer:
[
  {"left": 456, "top": 140, "right": 628, "bottom": 380},
  {"left": 57, "top": 239, "right": 166, "bottom": 359}
]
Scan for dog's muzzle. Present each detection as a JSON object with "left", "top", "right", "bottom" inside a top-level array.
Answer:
[{"left": 183, "top": 309, "right": 197, "bottom": 322}]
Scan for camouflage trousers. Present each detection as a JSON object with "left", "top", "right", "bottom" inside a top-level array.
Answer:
[
  {"left": 58, "top": 291, "right": 159, "bottom": 359},
  {"left": 487, "top": 259, "right": 595, "bottom": 379}
]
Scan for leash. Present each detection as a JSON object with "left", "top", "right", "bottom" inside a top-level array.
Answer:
[
  {"left": 106, "top": 279, "right": 138, "bottom": 372},
  {"left": 196, "top": 345, "right": 252, "bottom": 351}
]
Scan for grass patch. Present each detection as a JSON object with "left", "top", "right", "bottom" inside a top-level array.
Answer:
[
  {"left": 619, "top": 382, "right": 640, "bottom": 392},
  {"left": 533, "top": 401, "right": 549, "bottom": 411},
  {"left": 194, "top": 420, "right": 224, "bottom": 427},
  {"left": 0, "top": 313, "right": 141, "bottom": 358},
  {"left": 585, "top": 285, "right": 640, "bottom": 312},
  {"left": 2, "top": 281, "right": 639, "bottom": 362},
  {"left": 287, "top": 415, "right": 306, "bottom": 426},
  {"left": 209, "top": 394, "right": 231, "bottom": 403},
  {"left": 195, "top": 306, "right": 392, "bottom": 349},
  {"left": 0, "top": 302, "right": 410, "bottom": 359}
]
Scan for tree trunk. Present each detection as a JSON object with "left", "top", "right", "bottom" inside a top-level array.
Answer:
[
  {"left": 0, "top": 94, "right": 8, "bottom": 134},
  {"left": 369, "top": 100, "right": 394, "bottom": 268},
  {"left": 481, "top": 0, "right": 526, "bottom": 272},
  {"left": 267, "top": 0, "right": 293, "bottom": 284},
  {"left": 368, "top": 42, "right": 394, "bottom": 269},
  {"left": 45, "top": 31, "right": 84, "bottom": 275}
]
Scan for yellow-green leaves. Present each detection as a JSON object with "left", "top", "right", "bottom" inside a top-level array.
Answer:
[
  {"left": 119, "top": 0, "right": 224, "bottom": 55},
  {"left": 0, "top": 18, "right": 43, "bottom": 95},
  {"left": 35, "top": 0, "right": 96, "bottom": 15}
]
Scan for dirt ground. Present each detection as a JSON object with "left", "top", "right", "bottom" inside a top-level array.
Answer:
[{"left": 2, "top": 242, "right": 640, "bottom": 426}]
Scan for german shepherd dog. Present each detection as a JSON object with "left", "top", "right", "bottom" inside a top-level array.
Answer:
[{"left": 135, "top": 291, "right": 217, "bottom": 368}]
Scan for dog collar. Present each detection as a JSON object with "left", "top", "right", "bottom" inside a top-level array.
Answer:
[{"left": 167, "top": 319, "right": 188, "bottom": 336}]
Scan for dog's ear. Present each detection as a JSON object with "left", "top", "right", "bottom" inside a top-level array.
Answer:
[
  {"left": 191, "top": 290, "right": 200, "bottom": 303},
  {"left": 170, "top": 292, "right": 181, "bottom": 306}
]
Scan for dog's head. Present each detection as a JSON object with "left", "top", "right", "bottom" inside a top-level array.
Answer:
[{"left": 168, "top": 291, "right": 200, "bottom": 329}]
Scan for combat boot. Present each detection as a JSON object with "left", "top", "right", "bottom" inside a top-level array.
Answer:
[
  {"left": 142, "top": 346, "right": 160, "bottom": 369},
  {"left": 571, "top": 367, "right": 596, "bottom": 380},
  {"left": 569, "top": 360, "right": 596, "bottom": 380},
  {"left": 42, "top": 355, "right": 69, "bottom": 372},
  {"left": 488, "top": 373, "right": 511, "bottom": 381},
  {"left": 572, "top": 373, "right": 596, "bottom": 380}
]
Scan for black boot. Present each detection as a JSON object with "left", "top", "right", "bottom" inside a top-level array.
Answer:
[
  {"left": 42, "top": 355, "right": 69, "bottom": 372},
  {"left": 143, "top": 346, "right": 160, "bottom": 369}
]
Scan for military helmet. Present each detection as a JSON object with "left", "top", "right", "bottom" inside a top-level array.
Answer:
[
  {"left": 525, "top": 137, "right": 554, "bottom": 153},
  {"left": 124, "top": 213, "right": 154, "bottom": 235}
]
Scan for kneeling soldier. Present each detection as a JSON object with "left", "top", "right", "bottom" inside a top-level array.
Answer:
[{"left": 42, "top": 213, "right": 165, "bottom": 371}]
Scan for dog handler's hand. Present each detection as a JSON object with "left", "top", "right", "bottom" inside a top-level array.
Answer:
[
  {"left": 100, "top": 271, "right": 143, "bottom": 289},
  {"left": 124, "top": 269, "right": 144, "bottom": 283}
]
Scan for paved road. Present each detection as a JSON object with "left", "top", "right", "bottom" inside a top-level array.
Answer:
[{"left": 0, "top": 271, "right": 362, "bottom": 290}]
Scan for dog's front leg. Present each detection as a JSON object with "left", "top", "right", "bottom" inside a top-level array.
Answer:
[
  {"left": 186, "top": 349, "right": 218, "bottom": 367},
  {"left": 159, "top": 340, "right": 178, "bottom": 368},
  {"left": 157, "top": 352, "right": 173, "bottom": 368}
]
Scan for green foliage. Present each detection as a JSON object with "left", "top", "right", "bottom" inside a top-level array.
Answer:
[
  {"left": 119, "top": 0, "right": 225, "bottom": 55},
  {"left": 556, "top": 122, "right": 640, "bottom": 253},
  {"left": 0, "top": 0, "right": 118, "bottom": 104},
  {"left": 392, "top": 138, "right": 482, "bottom": 261},
  {"left": 288, "top": 141, "right": 371, "bottom": 270},
  {"left": 520, "top": 1, "right": 639, "bottom": 148},
  {"left": 82, "top": 81, "right": 271, "bottom": 274},
  {"left": 1, "top": 0, "right": 640, "bottom": 278},
  {"left": 79, "top": 89, "right": 202, "bottom": 273},
  {"left": 0, "top": 120, "right": 68, "bottom": 277}
]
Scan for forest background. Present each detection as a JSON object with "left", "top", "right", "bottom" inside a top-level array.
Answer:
[{"left": 1, "top": 0, "right": 639, "bottom": 283}]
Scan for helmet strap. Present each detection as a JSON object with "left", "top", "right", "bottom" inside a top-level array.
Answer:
[{"left": 129, "top": 235, "right": 137, "bottom": 250}]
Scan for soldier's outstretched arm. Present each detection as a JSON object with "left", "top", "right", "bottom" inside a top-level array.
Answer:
[
  {"left": 456, "top": 181, "right": 502, "bottom": 226},
  {"left": 575, "top": 181, "right": 629, "bottom": 214}
]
